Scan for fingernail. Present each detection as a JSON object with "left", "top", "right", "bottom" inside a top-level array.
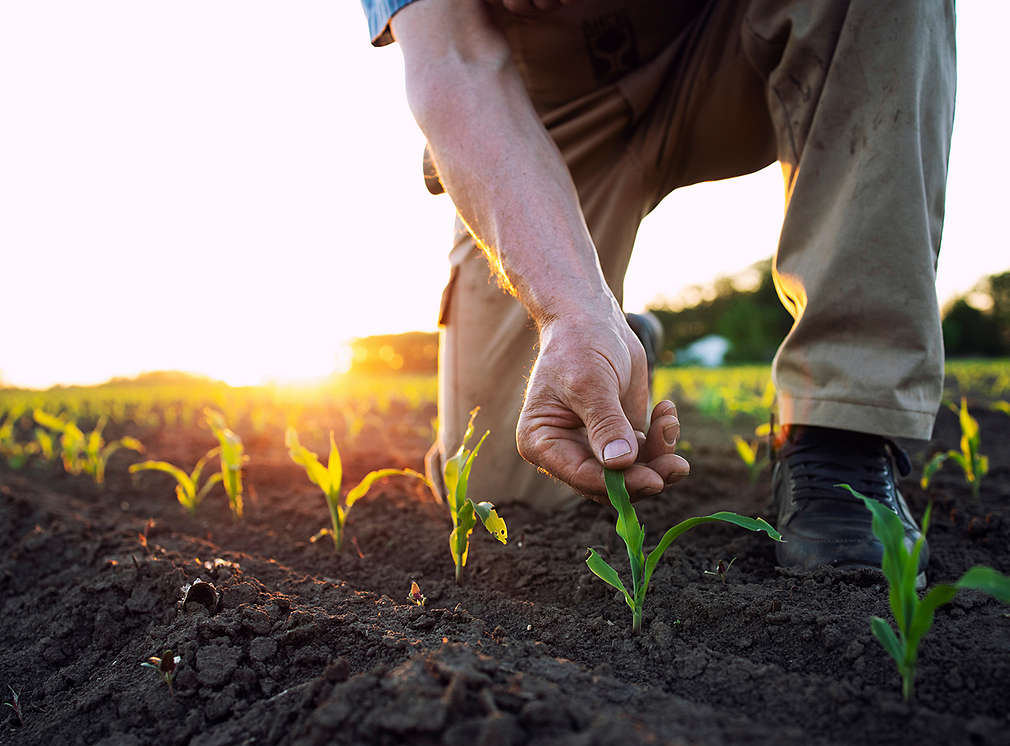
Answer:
[
  {"left": 663, "top": 420, "right": 680, "bottom": 445},
  {"left": 603, "top": 439, "right": 631, "bottom": 461}
]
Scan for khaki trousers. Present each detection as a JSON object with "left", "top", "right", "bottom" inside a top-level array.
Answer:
[{"left": 436, "top": 0, "right": 956, "bottom": 510}]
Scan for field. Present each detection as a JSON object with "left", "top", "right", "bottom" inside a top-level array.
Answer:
[{"left": 1, "top": 362, "right": 1008, "bottom": 746}]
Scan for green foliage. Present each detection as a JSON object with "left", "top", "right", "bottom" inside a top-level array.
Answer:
[
  {"left": 649, "top": 259, "right": 793, "bottom": 364},
  {"left": 920, "top": 398, "right": 988, "bottom": 499},
  {"left": 941, "top": 271, "right": 1010, "bottom": 356},
  {"left": 0, "top": 406, "right": 31, "bottom": 469},
  {"left": 205, "top": 409, "right": 247, "bottom": 518},
  {"left": 285, "top": 427, "right": 426, "bottom": 552},
  {"left": 130, "top": 449, "right": 223, "bottom": 514},
  {"left": 443, "top": 408, "right": 507, "bottom": 584},
  {"left": 942, "top": 299, "right": 1004, "bottom": 357},
  {"left": 732, "top": 435, "right": 768, "bottom": 484},
  {"left": 32, "top": 409, "right": 143, "bottom": 484},
  {"left": 586, "top": 469, "right": 782, "bottom": 632},
  {"left": 838, "top": 484, "right": 1010, "bottom": 701}
]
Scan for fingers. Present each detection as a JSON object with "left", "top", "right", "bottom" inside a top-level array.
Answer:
[{"left": 637, "top": 400, "right": 690, "bottom": 491}]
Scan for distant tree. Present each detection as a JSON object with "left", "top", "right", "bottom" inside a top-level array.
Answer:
[
  {"left": 649, "top": 259, "right": 792, "bottom": 364},
  {"left": 942, "top": 299, "right": 1002, "bottom": 357},
  {"left": 988, "top": 271, "right": 1010, "bottom": 352}
]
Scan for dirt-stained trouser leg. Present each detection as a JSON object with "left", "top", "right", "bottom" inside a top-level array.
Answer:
[{"left": 748, "top": 0, "right": 956, "bottom": 439}]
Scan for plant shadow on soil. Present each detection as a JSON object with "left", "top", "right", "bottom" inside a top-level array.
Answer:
[{"left": 1, "top": 399, "right": 1009, "bottom": 745}]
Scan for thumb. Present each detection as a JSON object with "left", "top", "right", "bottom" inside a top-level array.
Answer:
[{"left": 572, "top": 392, "right": 639, "bottom": 470}]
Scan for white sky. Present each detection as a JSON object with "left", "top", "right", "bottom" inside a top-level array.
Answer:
[{"left": 1, "top": 3, "right": 1006, "bottom": 388}]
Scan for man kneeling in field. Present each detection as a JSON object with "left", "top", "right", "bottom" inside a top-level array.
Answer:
[{"left": 360, "top": 0, "right": 955, "bottom": 582}]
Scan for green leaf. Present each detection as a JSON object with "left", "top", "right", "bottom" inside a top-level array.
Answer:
[
  {"left": 643, "top": 512, "right": 782, "bottom": 591},
  {"left": 455, "top": 429, "right": 489, "bottom": 515},
  {"left": 327, "top": 432, "right": 343, "bottom": 496},
  {"left": 906, "top": 583, "right": 957, "bottom": 654},
  {"left": 604, "top": 469, "right": 645, "bottom": 587},
  {"left": 345, "top": 468, "right": 421, "bottom": 510},
  {"left": 839, "top": 485, "right": 910, "bottom": 625},
  {"left": 192, "top": 447, "right": 221, "bottom": 486},
  {"left": 870, "top": 615, "right": 905, "bottom": 667},
  {"left": 33, "top": 409, "right": 68, "bottom": 433},
  {"left": 131, "top": 460, "right": 195, "bottom": 500},
  {"left": 451, "top": 500, "right": 477, "bottom": 570},
  {"left": 920, "top": 452, "right": 948, "bottom": 489},
  {"left": 955, "top": 565, "right": 1010, "bottom": 603},
  {"left": 958, "top": 397, "right": 978, "bottom": 443},
  {"left": 472, "top": 500, "right": 508, "bottom": 544},
  {"left": 444, "top": 408, "right": 480, "bottom": 511},
  {"left": 947, "top": 450, "right": 969, "bottom": 473},
  {"left": 286, "top": 427, "right": 332, "bottom": 495},
  {"left": 732, "top": 435, "right": 756, "bottom": 467},
  {"left": 586, "top": 549, "right": 634, "bottom": 609},
  {"left": 194, "top": 472, "right": 224, "bottom": 505}
]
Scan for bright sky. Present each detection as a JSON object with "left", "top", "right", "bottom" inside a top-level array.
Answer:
[{"left": 1, "top": 3, "right": 1006, "bottom": 388}]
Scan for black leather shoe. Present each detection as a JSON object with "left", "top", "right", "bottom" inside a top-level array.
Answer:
[{"left": 771, "top": 425, "right": 927, "bottom": 587}]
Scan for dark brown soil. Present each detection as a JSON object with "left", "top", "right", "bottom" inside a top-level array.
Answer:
[{"left": 1, "top": 392, "right": 1009, "bottom": 746}]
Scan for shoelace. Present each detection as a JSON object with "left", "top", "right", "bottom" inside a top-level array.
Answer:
[{"left": 779, "top": 435, "right": 911, "bottom": 507}]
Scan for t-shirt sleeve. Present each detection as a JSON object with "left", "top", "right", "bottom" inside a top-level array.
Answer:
[{"left": 361, "top": 0, "right": 422, "bottom": 46}]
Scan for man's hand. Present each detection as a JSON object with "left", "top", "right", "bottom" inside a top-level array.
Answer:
[
  {"left": 393, "top": 0, "right": 685, "bottom": 501},
  {"left": 516, "top": 309, "right": 690, "bottom": 502}
]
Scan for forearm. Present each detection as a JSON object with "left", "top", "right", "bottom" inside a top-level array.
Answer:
[{"left": 394, "top": 2, "right": 617, "bottom": 327}]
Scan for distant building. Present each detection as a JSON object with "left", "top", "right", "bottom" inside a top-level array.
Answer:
[{"left": 676, "top": 334, "right": 731, "bottom": 367}]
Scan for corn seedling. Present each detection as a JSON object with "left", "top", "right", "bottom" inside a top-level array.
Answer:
[
  {"left": 587, "top": 469, "right": 782, "bottom": 633},
  {"left": 0, "top": 412, "right": 30, "bottom": 469},
  {"left": 443, "top": 408, "right": 507, "bottom": 584},
  {"left": 732, "top": 435, "right": 768, "bottom": 484},
  {"left": 205, "top": 409, "right": 247, "bottom": 518},
  {"left": 992, "top": 401, "right": 1010, "bottom": 417},
  {"left": 33, "top": 428, "right": 55, "bottom": 462},
  {"left": 838, "top": 484, "right": 1010, "bottom": 700},
  {"left": 141, "top": 650, "right": 180, "bottom": 696},
  {"left": 703, "top": 557, "right": 736, "bottom": 584},
  {"left": 3, "top": 685, "right": 24, "bottom": 727},
  {"left": 33, "top": 410, "right": 143, "bottom": 484},
  {"left": 130, "top": 449, "right": 223, "bottom": 514},
  {"left": 407, "top": 580, "right": 426, "bottom": 607},
  {"left": 920, "top": 398, "right": 988, "bottom": 499},
  {"left": 286, "top": 427, "right": 426, "bottom": 552}
]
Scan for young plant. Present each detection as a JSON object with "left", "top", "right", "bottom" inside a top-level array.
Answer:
[
  {"left": 587, "top": 469, "right": 782, "bottom": 633},
  {"left": 703, "top": 557, "right": 736, "bottom": 584},
  {"left": 141, "top": 650, "right": 180, "bottom": 696},
  {"left": 130, "top": 449, "right": 223, "bottom": 514},
  {"left": 32, "top": 410, "right": 143, "bottom": 484},
  {"left": 443, "top": 408, "right": 507, "bottom": 585},
  {"left": 920, "top": 397, "right": 988, "bottom": 498},
  {"left": 205, "top": 409, "right": 247, "bottom": 518},
  {"left": 0, "top": 412, "right": 30, "bottom": 469},
  {"left": 407, "top": 580, "right": 426, "bottom": 607},
  {"left": 33, "top": 428, "right": 55, "bottom": 462},
  {"left": 838, "top": 484, "right": 1010, "bottom": 701},
  {"left": 732, "top": 435, "right": 768, "bottom": 484},
  {"left": 285, "top": 427, "right": 426, "bottom": 552},
  {"left": 3, "top": 685, "right": 24, "bottom": 727}
]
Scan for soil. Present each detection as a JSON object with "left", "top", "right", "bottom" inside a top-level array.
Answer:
[{"left": 1, "top": 391, "right": 1008, "bottom": 746}]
